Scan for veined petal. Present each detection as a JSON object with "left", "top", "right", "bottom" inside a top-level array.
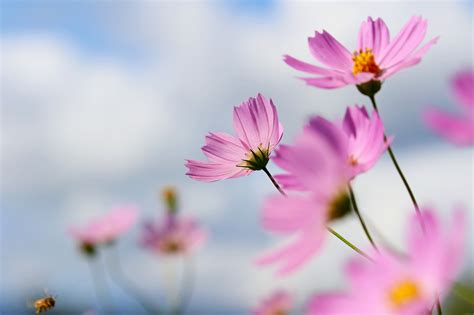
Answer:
[
  {"left": 283, "top": 55, "right": 340, "bottom": 76},
  {"left": 300, "top": 76, "right": 349, "bottom": 89},
  {"left": 233, "top": 94, "right": 283, "bottom": 151},
  {"left": 308, "top": 31, "right": 353, "bottom": 71},
  {"left": 202, "top": 132, "right": 246, "bottom": 163},
  {"left": 185, "top": 160, "right": 250, "bottom": 182},
  {"left": 357, "top": 17, "right": 390, "bottom": 57},
  {"left": 378, "top": 16, "right": 428, "bottom": 68}
]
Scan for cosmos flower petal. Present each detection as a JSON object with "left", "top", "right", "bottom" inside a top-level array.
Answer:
[
  {"left": 256, "top": 226, "right": 326, "bottom": 276},
  {"left": 308, "top": 31, "right": 353, "bottom": 71},
  {"left": 378, "top": 16, "right": 427, "bottom": 68},
  {"left": 262, "top": 194, "right": 319, "bottom": 234},
  {"left": 423, "top": 106, "right": 474, "bottom": 146},
  {"left": 300, "top": 76, "right": 349, "bottom": 89},
  {"left": 357, "top": 17, "right": 390, "bottom": 56},
  {"left": 186, "top": 94, "right": 283, "bottom": 182},
  {"left": 185, "top": 160, "right": 249, "bottom": 182},
  {"left": 286, "top": 16, "right": 436, "bottom": 90},
  {"left": 283, "top": 55, "right": 338, "bottom": 76},
  {"left": 452, "top": 69, "right": 474, "bottom": 110}
]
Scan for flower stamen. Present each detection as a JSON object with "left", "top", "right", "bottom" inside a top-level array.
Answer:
[
  {"left": 352, "top": 48, "right": 381, "bottom": 76},
  {"left": 389, "top": 280, "right": 421, "bottom": 309}
]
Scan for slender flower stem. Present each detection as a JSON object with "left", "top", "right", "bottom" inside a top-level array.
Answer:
[
  {"left": 327, "top": 227, "right": 373, "bottom": 261},
  {"left": 348, "top": 184, "right": 378, "bottom": 251},
  {"left": 368, "top": 95, "right": 425, "bottom": 232},
  {"left": 262, "top": 167, "right": 371, "bottom": 261},
  {"left": 173, "top": 256, "right": 195, "bottom": 315},
  {"left": 87, "top": 257, "right": 115, "bottom": 315},
  {"left": 262, "top": 167, "right": 286, "bottom": 196},
  {"left": 104, "top": 247, "right": 158, "bottom": 315}
]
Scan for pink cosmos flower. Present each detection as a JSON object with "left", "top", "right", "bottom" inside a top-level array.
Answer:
[
  {"left": 257, "top": 117, "right": 353, "bottom": 275},
  {"left": 423, "top": 69, "right": 474, "bottom": 146},
  {"left": 185, "top": 93, "right": 283, "bottom": 182},
  {"left": 342, "top": 105, "right": 392, "bottom": 177},
  {"left": 140, "top": 214, "right": 206, "bottom": 255},
  {"left": 69, "top": 206, "right": 138, "bottom": 247},
  {"left": 307, "top": 207, "right": 466, "bottom": 315},
  {"left": 252, "top": 290, "right": 292, "bottom": 315},
  {"left": 285, "top": 16, "right": 438, "bottom": 90}
]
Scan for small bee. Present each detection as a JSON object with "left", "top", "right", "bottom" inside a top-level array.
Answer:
[{"left": 33, "top": 290, "right": 56, "bottom": 314}]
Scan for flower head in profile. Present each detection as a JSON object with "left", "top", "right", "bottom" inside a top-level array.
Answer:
[
  {"left": 257, "top": 117, "right": 353, "bottom": 275},
  {"left": 285, "top": 16, "right": 438, "bottom": 94},
  {"left": 342, "top": 105, "right": 392, "bottom": 177},
  {"left": 69, "top": 206, "right": 138, "bottom": 256},
  {"left": 423, "top": 69, "right": 474, "bottom": 146},
  {"left": 185, "top": 93, "right": 283, "bottom": 182},
  {"left": 252, "top": 290, "right": 292, "bottom": 315},
  {"left": 307, "top": 207, "right": 466, "bottom": 315},
  {"left": 140, "top": 214, "right": 206, "bottom": 255}
]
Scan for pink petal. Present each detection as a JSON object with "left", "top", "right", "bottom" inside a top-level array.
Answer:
[
  {"left": 308, "top": 31, "right": 353, "bottom": 71},
  {"left": 185, "top": 160, "right": 250, "bottom": 182},
  {"left": 283, "top": 55, "right": 338, "bottom": 76},
  {"left": 300, "top": 76, "right": 348, "bottom": 89},
  {"left": 423, "top": 106, "right": 474, "bottom": 146},
  {"left": 357, "top": 17, "right": 390, "bottom": 57},
  {"left": 452, "top": 69, "right": 474, "bottom": 111},
  {"left": 378, "top": 16, "right": 428, "bottom": 68}
]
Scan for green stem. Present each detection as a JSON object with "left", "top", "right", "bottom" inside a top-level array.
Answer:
[
  {"left": 87, "top": 257, "right": 115, "bottom": 315},
  {"left": 368, "top": 95, "right": 425, "bottom": 232},
  {"left": 263, "top": 167, "right": 371, "bottom": 261},
  {"left": 105, "top": 247, "right": 158, "bottom": 315},
  {"left": 262, "top": 167, "right": 286, "bottom": 196},
  {"left": 327, "top": 227, "right": 373, "bottom": 261},
  {"left": 173, "top": 256, "right": 195, "bottom": 315},
  {"left": 348, "top": 184, "right": 378, "bottom": 251}
]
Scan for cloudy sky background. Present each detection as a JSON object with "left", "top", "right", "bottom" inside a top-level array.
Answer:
[{"left": 1, "top": 1, "right": 473, "bottom": 314}]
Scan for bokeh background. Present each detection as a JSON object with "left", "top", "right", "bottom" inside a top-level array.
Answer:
[{"left": 1, "top": 1, "right": 473, "bottom": 314}]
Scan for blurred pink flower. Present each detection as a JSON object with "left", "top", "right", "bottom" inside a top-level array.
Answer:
[
  {"left": 285, "top": 16, "right": 437, "bottom": 89},
  {"left": 185, "top": 93, "right": 283, "bottom": 182},
  {"left": 252, "top": 290, "right": 292, "bottom": 315},
  {"left": 423, "top": 69, "right": 474, "bottom": 146},
  {"left": 140, "top": 214, "right": 206, "bottom": 255},
  {"left": 307, "top": 207, "right": 466, "bottom": 314},
  {"left": 342, "top": 105, "right": 392, "bottom": 177},
  {"left": 69, "top": 206, "right": 138, "bottom": 246},
  {"left": 257, "top": 117, "right": 352, "bottom": 275}
]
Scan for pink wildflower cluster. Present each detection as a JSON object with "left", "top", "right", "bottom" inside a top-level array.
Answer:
[{"left": 186, "top": 14, "right": 468, "bottom": 315}]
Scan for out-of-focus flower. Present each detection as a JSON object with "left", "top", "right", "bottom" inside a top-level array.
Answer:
[
  {"left": 342, "top": 105, "right": 392, "bottom": 177},
  {"left": 423, "top": 69, "right": 474, "bottom": 146},
  {"left": 185, "top": 93, "right": 283, "bottom": 182},
  {"left": 285, "top": 16, "right": 437, "bottom": 93},
  {"left": 140, "top": 214, "right": 206, "bottom": 255},
  {"left": 257, "top": 117, "right": 352, "bottom": 275},
  {"left": 306, "top": 208, "right": 466, "bottom": 314},
  {"left": 252, "top": 290, "right": 292, "bottom": 315},
  {"left": 69, "top": 206, "right": 138, "bottom": 255}
]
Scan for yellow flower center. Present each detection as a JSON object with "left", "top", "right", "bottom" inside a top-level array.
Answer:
[
  {"left": 352, "top": 48, "right": 381, "bottom": 76},
  {"left": 389, "top": 280, "right": 421, "bottom": 309}
]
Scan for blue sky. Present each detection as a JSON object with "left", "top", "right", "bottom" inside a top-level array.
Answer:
[{"left": 1, "top": 1, "right": 473, "bottom": 314}]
